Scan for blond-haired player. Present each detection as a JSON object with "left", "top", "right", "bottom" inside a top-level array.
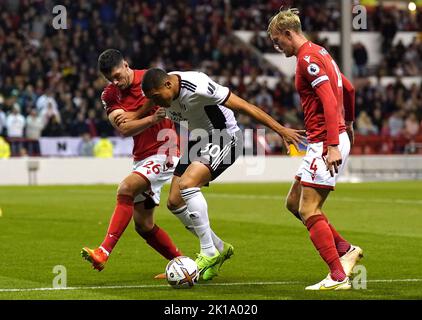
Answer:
[{"left": 268, "top": 8, "right": 363, "bottom": 290}]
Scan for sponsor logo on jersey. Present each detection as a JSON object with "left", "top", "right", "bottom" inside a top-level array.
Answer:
[
  {"left": 304, "top": 55, "right": 311, "bottom": 63},
  {"left": 168, "top": 110, "right": 187, "bottom": 122}
]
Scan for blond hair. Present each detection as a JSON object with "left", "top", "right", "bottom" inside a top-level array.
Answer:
[{"left": 267, "top": 8, "right": 302, "bottom": 35}]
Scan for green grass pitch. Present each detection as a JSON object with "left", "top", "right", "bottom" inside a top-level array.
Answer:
[{"left": 0, "top": 181, "right": 421, "bottom": 300}]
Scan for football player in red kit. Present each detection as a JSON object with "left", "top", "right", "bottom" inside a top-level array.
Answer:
[
  {"left": 268, "top": 9, "right": 363, "bottom": 290},
  {"left": 81, "top": 49, "right": 182, "bottom": 275}
]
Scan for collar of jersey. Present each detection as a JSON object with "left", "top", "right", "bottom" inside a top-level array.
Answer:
[{"left": 297, "top": 40, "right": 311, "bottom": 57}]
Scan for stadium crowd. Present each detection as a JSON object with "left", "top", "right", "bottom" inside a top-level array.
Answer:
[
  {"left": 0, "top": 0, "right": 421, "bottom": 157},
  {"left": 231, "top": 0, "right": 421, "bottom": 31}
]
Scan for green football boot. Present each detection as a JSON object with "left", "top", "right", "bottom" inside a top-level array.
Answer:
[
  {"left": 195, "top": 251, "right": 221, "bottom": 281},
  {"left": 202, "top": 242, "right": 234, "bottom": 280}
]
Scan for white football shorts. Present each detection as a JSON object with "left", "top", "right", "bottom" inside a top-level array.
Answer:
[
  {"left": 295, "top": 131, "right": 350, "bottom": 190},
  {"left": 132, "top": 154, "right": 179, "bottom": 204}
]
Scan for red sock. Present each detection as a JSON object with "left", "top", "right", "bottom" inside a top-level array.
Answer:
[
  {"left": 139, "top": 224, "right": 183, "bottom": 260},
  {"left": 306, "top": 214, "right": 346, "bottom": 281},
  {"left": 321, "top": 213, "right": 351, "bottom": 257},
  {"left": 100, "top": 194, "right": 134, "bottom": 254}
]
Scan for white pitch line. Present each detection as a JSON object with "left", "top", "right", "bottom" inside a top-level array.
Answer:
[
  {"left": 205, "top": 193, "right": 422, "bottom": 205},
  {"left": 1, "top": 279, "right": 421, "bottom": 293}
]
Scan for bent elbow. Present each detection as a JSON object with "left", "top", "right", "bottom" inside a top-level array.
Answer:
[
  {"left": 118, "top": 127, "right": 132, "bottom": 137},
  {"left": 121, "top": 130, "right": 132, "bottom": 138}
]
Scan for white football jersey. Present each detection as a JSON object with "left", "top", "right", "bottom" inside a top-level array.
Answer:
[{"left": 166, "top": 71, "right": 239, "bottom": 136}]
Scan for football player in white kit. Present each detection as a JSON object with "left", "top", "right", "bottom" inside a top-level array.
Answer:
[{"left": 118, "top": 68, "right": 306, "bottom": 280}]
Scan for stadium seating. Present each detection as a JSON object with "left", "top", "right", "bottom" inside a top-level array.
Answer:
[{"left": 0, "top": 0, "right": 420, "bottom": 156}]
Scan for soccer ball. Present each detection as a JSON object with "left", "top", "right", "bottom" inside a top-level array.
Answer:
[{"left": 165, "top": 256, "right": 199, "bottom": 289}]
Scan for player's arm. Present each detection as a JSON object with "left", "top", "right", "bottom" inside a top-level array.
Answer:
[
  {"left": 314, "top": 81, "right": 342, "bottom": 177},
  {"left": 341, "top": 73, "right": 355, "bottom": 145},
  {"left": 224, "top": 93, "right": 306, "bottom": 153},
  {"left": 197, "top": 72, "right": 305, "bottom": 153},
  {"left": 114, "top": 99, "right": 155, "bottom": 127},
  {"left": 108, "top": 107, "right": 165, "bottom": 137},
  {"left": 300, "top": 57, "right": 342, "bottom": 176}
]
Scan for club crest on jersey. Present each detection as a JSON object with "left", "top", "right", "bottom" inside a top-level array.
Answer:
[{"left": 307, "top": 63, "right": 320, "bottom": 76}]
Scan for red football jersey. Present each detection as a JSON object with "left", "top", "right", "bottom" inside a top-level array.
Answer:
[
  {"left": 295, "top": 41, "right": 346, "bottom": 145},
  {"left": 101, "top": 69, "right": 179, "bottom": 161}
]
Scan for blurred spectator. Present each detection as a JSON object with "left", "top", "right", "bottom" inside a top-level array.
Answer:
[
  {"left": 403, "top": 113, "right": 420, "bottom": 139},
  {"left": 356, "top": 111, "right": 379, "bottom": 135},
  {"left": 86, "top": 109, "right": 99, "bottom": 137},
  {"left": 6, "top": 106, "right": 25, "bottom": 155},
  {"left": 353, "top": 42, "right": 368, "bottom": 77},
  {"left": 382, "top": 38, "right": 422, "bottom": 76},
  {"left": 71, "top": 113, "right": 90, "bottom": 137},
  {"left": 25, "top": 109, "right": 44, "bottom": 155},
  {"left": 388, "top": 110, "right": 404, "bottom": 137},
  {"left": 0, "top": 136, "right": 11, "bottom": 159},
  {"left": 40, "top": 102, "right": 61, "bottom": 126},
  {"left": 250, "top": 30, "right": 272, "bottom": 52},
  {"left": 36, "top": 89, "right": 59, "bottom": 114},
  {"left": 265, "top": 131, "right": 283, "bottom": 154},
  {"left": 42, "top": 115, "right": 64, "bottom": 137},
  {"left": 78, "top": 133, "right": 95, "bottom": 157},
  {"left": 402, "top": 38, "right": 421, "bottom": 76},
  {"left": 404, "top": 140, "right": 418, "bottom": 155},
  {"left": 255, "top": 82, "right": 274, "bottom": 109},
  {"left": 94, "top": 135, "right": 114, "bottom": 158},
  {"left": 97, "top": 111, "right": 115, "bottom": 137},
  {"left": 381, "top": 14, "right": 398, "bottom": 52},
  {"left": 372, "top": 106, "right": 384, "bottom": 133},
  {"left": 380, "top": 118, "right": 391, "bottom": 137},
  {"left": 0, "top": 106, "right": 6, "bottom": 136}
]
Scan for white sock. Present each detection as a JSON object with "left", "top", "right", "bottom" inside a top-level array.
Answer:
[
  {"left": 180, "top": 188, "right": 217, "bottom": 256},
  {"left": 171, "top": 205, "right": 224, "bottom": 253},
  {"left": 211, "top": 231, "right": 224, "bottom": 253},
  {"left": 171, "top": 205, "right": 197, "bottom": 237}
]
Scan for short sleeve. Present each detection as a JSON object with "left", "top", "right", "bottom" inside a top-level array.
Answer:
[
  {"left": 101, "top": 86, "right": 125, "bottom": 114},
  {"left": 298, "top": 55, "right": 329, "bottom": 89},
  {"left": 197, "top": 73, "right": 231, "bottom": 105}
]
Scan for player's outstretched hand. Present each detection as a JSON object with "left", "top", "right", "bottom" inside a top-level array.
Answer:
[
  {"left": 325, "top": 145, "right": 342, "bottom": 177},
  {"left": 278, "top": 128, "right": 307, "bottom": 154},
  {"left": 152, "top": 107, "right": 166, "bottom": 124}
]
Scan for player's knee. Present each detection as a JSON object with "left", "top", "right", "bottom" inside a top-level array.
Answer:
[
  {"left": 298, "top": 208, "right": 312, "bottom": 221},
  {"left": 178, "top": 177, "right": 195, "bottom": 191},
  {"left": 167, "top": 198, "right": 182, "bottom": 212},
  {"left": 117, "top": 181, "right": 136, "bottom": 197},
  {"left": 135, "top": 220, "right": 154, "bottom": 235}
]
